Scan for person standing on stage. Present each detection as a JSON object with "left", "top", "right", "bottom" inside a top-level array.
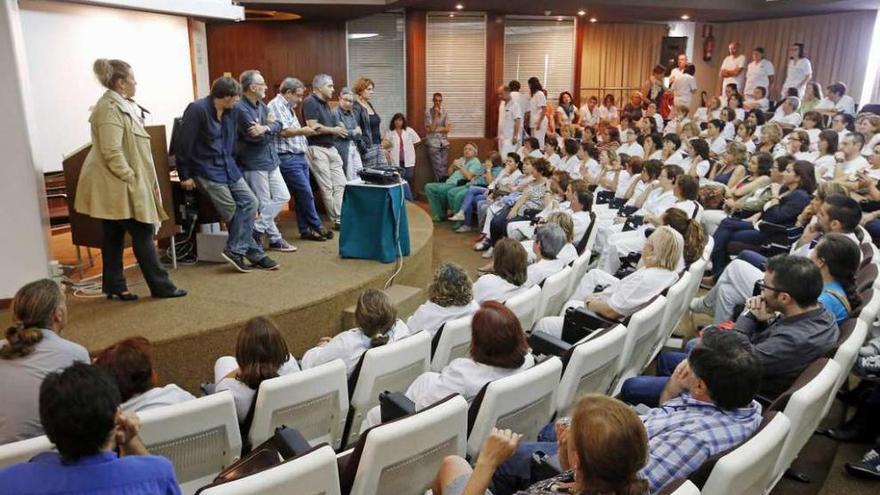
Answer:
[
  {"left": 75, "top": 58, "right": 185, "bottom": 299},
  {"left": 497, "top": 84, "right": 522, "bottom": 158},
  {"left": 425, "top": 92, "right": 451, "bottom": 181},
  {"left": 234, "top": 70, "right": 295, "bottom": 253},
  {"left": 334, "top": 87, "right": 366, "bottom": 181},
  {"left": 303, "top": 74, "right": 348, "bottom": 230},
  {"left": 267, "top": 77, "right": 334, "bottom": 242},
  {"left": 177, "top": 76, "right": 279, "bottom": 273}
]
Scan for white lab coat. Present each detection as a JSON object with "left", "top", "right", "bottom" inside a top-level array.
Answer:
[
  {"left": 300, "top": 320, "right": 411, "bottom": 376},
  {"left": 386, "top": 128, "right": 421, "bottom": 168},
  {"left": 405, "top": 301, "right": 480, "bottom": 339},
  {"left": 473, "top": 274, "right": 526, "bottom": 303},
  {"left": 526, "top": 257, "right": 568, "bottom": 287}
]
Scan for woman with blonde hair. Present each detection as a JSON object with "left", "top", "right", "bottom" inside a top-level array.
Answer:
[
  {"left": 405, "top": 263, "right": 479, "bottom": 338},
  {"left": 0, "top": 279, "right": 89, "bottom": 444},
  {"left": 75, "top": 59, "right": 184, "bottom": 300}
]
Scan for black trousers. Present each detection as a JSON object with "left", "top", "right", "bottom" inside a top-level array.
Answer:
[{"left": 101, "top": 219, "right": 177, "bottom": 297}]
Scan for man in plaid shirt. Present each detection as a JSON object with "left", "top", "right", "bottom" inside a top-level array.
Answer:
[{"left": 490, "top": 329, "right": 763, "bottom": 495}]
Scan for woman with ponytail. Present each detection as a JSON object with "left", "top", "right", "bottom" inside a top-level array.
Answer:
[
  {"left": 661, "top": 208, "right": 706, "bottom": 268},
  {"left": 431, "top": 394, "right": 648, "bottom": 495},
  {"left": 810, "top": 233, "right": 861, "bottom": 324},
  {"left": 0, "top": 279, "right": 89, "bottom": 444},
  {"left": 75, "top": 58, "right": 184, "bottom": 301},
  {"left": 301, "top": 288, "right": 410, "bottom": 376}
]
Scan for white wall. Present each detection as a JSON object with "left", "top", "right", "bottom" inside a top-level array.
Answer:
[
  {"left": 190, "top": 20, "right": 211, "bottom": 98},
  {"left": 19, "top": 0, "right": 195, "bottom": 172},
  {"left": 668, "top": 21, "right": 695, "bottom": 61}
]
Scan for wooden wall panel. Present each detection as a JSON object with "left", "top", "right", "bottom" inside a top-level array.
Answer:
[
  {"left": 405, "top": 10, "right": 427, "bottom": 137},
  {"left": 206, "top": 21, "right": 348, "bottom": 97},
  {"left": 484, "top": 13, "right": 505, "bottom": 140}
]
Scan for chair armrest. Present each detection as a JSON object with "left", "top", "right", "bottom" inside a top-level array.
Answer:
[
  {"left": 528, "top": 332, "right": 572, "bottom": 357},
  {"left": 199, "top": 383, "right": 216, "bottom": 396},
  {"left": 379, "top": 391, "right": 416, "bottom": 423},
  {"left": 273, "top": 427, "right": 312, "bottom": 460}
]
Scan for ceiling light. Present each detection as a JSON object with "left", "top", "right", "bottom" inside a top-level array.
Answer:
[
  {"left": 556, "top": 17, "right": 563, "bottom": 21},
  {"left": 455, "top": 3, "right": 463, "bottom": 10},
  {"left": 449, "top": 13, "right": 455, "bottom": 18},
  {"left": 681, "top": 14, "right": 690, "bottom": 20},
  {"left": 589, "top": 17, "right": 597, "bottom": 23},
  {"left": 577, "top": 9, "right": 586, "bottom": 16},
  {"left": 348, "top": 33, "right": 379, "bottom": 40}
]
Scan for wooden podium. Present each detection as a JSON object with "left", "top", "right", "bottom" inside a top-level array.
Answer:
[{"left": 62, "top": 125, "right": 179, "bottom": 270}]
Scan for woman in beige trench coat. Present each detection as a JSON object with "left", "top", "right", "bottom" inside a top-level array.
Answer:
[{"left": 74, "top": 59, "right": 185, "bottom": 300}]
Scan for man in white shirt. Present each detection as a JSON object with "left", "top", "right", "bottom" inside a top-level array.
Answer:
[
  {"left": 833, "top": 133, "right": 870, "bottom": 181},
  {"left": 770, "top": 96, "right": 803, "bottom": 129},
  {"left": 669, "top": 54, "right": 688, "bottom": 84},
  {"left": 744, "top": 47, "right": 775, "bottom": 97},
  {"left": 525, "top": 223, "right": 568, "bottom": 287},
  {"left": 743, "top": 86, "right": 770, "bottom": 112},
  {"left": 781, "top": 43, "right": 812, "bottom": 98},
  {"left": 497, "top": 85, "right": 522, "bottom": 157},
  {"left": 671, "top": 64, "right": 697, "bottom": 109},
  {"left": 720, "top": 42, "right": 747, "bottom": 94},
  {"left": 578, "top": 95, "right": 599, "bottom": 128},
  {"left": 816, "top": 82, "right": 856, "bottom": 117},
  {"left": 618, "top": 128, "right": 644, "bottom": 158}
]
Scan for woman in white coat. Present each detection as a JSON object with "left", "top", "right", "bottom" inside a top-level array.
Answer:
[
  {"left": 301, "top": 289, "right": 410, "bottom": 375},
  {"left": 405, "top": 263, "right": 479, "bottom": 338},
  {"left": 473, "top": 238, "right": 528, "bottom": 303},
  {"left": 386, "top": 113, "right": 421, "bottom": 197}
]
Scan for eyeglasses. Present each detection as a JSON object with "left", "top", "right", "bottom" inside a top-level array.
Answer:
[{"left": 756, "top": 280, "right": 786, "bottom": 294}]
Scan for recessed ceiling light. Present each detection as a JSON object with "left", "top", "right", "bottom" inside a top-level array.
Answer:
[
  {"left": 449, "top": 13, "right": 455, "bottom": 17},
  {"left": 455, "top": 3, "right": 464, "bottom": 10},
  {"left": 577, "top": 9, "right": 586, "bottom": 16},
  {"left": 348, "top": 33, "right": 379, "bottom": 40},
  {"left": 681, "top": 14, "right": 690, "bottom": 20},
  {"left": 589, "top": 17, "right": 597, "bottom": 23},
  {"left": 556, "top": 17, "right": 563, "bottom": 21}
]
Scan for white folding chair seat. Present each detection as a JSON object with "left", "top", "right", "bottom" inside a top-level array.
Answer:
[
  {"left": 556, "top": 324, "right": 628, "bottom": 414},
  {"left": 534, "top": 266, "right": 573, "bottom": 321},
  {"left": 345, "top": 330, "right": 431, "bottom": 448},
  {"left": 702, "top": 237, "right": 714, "bottom": 260},
  {"left": 700, "top": 413, "right": 791, "bottom": 495},
  {"left": 566, "top": 251, "right": 592, "bottom": 300},
  {"left": 858, "top": 288, "right": 880, "bottom": 324},
  {"left": 669, "top": 480, "right": 701, "bottom": 494},
  {"left": 248, "top": 359, "right": 349, "bottom": 450},
  {"left": 431, "top": 315, "right": 472, "bottom": 372},
  {"left": 611, "top": 296, "right": 667, "bottom": 395},
  {"left": 342, "top": 394, "right": 468, "bottom": 495},
  {"left": 768, "top": 359, "right": 841, "bottom": 490},
  {"left": 467, "top": 357, "right": 563, "bottom": 459},
  {"left": 0, "top": 434, "right": 53, "bottom": 469},
  {"left": 505, "top": 285, "right": 541, "bottom": 332},
  {"left": 138, "top": 391, "right": 242, "bottom": 495},
  {"left": 198, "top": 445, "right": 340, "bottom": 495},
  {"left": 823, "top": 319, "right": 868, "bottom": 417},
  {"left": 651, "top": 272, "right": 692, "bottom": 362}
]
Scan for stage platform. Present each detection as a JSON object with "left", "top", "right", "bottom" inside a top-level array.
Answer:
[{"left": 37, "top": 203, "right": 433, "bottom": 392}]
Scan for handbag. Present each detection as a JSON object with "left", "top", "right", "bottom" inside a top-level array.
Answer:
[{"left": 361, "top": 143, "right": 387, "bottom": 168}]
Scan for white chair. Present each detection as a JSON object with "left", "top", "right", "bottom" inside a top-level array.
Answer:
[
  {"left": 556, "top": 324, "right": 628, "bottom": 414},
  {"left": 505, "top": 285, "right": 541, "bottom": 332},
  {"left": 611, "top": 296, "right": 667, "bottom": 395},
  {"left": 467, "top": 357, "right": 563, "bottom": 459},
  {"left": 198, "top": 445, "right": 340, "bottom": 495},
  {"left": 534, "top": 266, "right": 573, "bottom": 321},
  {"left": 669, "top": 480, "right": 701, "bottom": 494},
  {"left": 0, "top": 434, "right": 53, "bottom": 469},
  {"left": 769, "top": 359, "right": 841, "bottom": 490},
  {"left": 566, "top": 250, "right": 592, "bottom": 300},
  {"left": 248, "top": 359, "right": 349, "bottom": 450},
  {"left": 858, "top": 288, "right": 880, "bottom": 324},
  {"left": 650, "top": 272, "right": 692, "bottom": 362},
  {"left": 345, "top": 330, "right": 431, "bottom": 448},
  {"left": 699, "top": 413, "right": 791, "bottom": 495},
  {"left": 138, "top": 391, "right": 242, "bottom": 495},
  {"left": 702, "top": 237, "right": 714, "bottom": 260},
  {"left": 822, "top": 319, "right": 868, "bottom": 417},
  {"left": 431, "top": 315, "right": 472, "bottom": 372},
  {"left": 342, "top": 394, "right": 468, "bottom": 495}
]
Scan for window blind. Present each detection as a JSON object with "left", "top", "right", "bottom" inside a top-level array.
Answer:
[
  {"left": 426, "top": 13, "right": 487, "bottom": 137},
  {"left": 347, "top": 13, "right": 406, "bottom": 127},
  {"left": 503, "top": 17, "right": 576, "bottom": 104}
]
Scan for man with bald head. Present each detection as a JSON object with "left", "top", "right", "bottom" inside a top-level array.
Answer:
[{"left": 720, "top": 41, "right": 747, "bottom": 94}]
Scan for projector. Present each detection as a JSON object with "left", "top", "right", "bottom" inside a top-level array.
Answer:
[{"left": 358, "top": 167, "right": 402, "bottom": 185}]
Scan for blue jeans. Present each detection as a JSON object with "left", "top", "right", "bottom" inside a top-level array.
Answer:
[
  {"left": 195, "top": 177, "right": 264, "bottom": 259},
  {"left": 460, "top": 186, "right": 488, "bottom": 224},
  {"left": 278, "top": 153, "right": 323, "bottom": 234},
  {"left": 401, "top": 166, "right": 415, "bottom": 201},
  {"left": 493, "top": 441, "right": 558, "bottom": 495},
  {"left": 711, "top": 218, "right": 767, "bottom": 279},
  {"left": 865, "top": 219, "right": 880, "bottom": 244},
  {"left": 737, "top": 250, "right": 768, "bottom": 270},
  {"left": 619, "top": 340, "right": 697, "bottom": 407}
]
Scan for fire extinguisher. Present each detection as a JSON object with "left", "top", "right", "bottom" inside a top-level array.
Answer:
[{"left": 702, "top": 25, "right": 714, "bottom": 62}]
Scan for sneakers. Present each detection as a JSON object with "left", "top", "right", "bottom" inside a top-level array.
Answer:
[
  {"left": 846, "top": 449, "right": 880, "bottom": 480},
  {"left": 320, "top": 228, "right": 335, "bottom": 240},
  {"left": 300, "top": 229, "right": 327, "bottom": 242},
  {"left": 268, "top": 239, "right": 297, "bottom": 252},
  {"left": 449, "top": 211, "right": 466, "bottom": 222},
  {"left": 221, "top": 250, "right": 252, "bottom": 273},
  {"left": 250, "top": 255, "right": 280, "bottom": 270},
  {"left": 690, "top": 297, "right": 712, "bottom": 316},
  {"left": 857, "top": 355, "right": 880, "bottom": 377},
  {"left": 477, "top": 262, "right": 494, "bottom": 273},
  {"left": 481, "top": 246, "right": 494, "bottom": 259},
  {"left": 454, "top": 224, "right": 474, "bottom": 233},
  {"left": 474, "top": 239, "right": 491, "bottom": 251},
  {"left": 859, "top": 336, "right": 880, "bottom": 357}
]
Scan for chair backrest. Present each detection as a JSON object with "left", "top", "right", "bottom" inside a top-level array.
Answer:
[
  {"left": 769, "top": 359, "right": 841, "bottom": 490},
  {"left": 668, "top": 480, "right": 701, "bottom": 495},
  {"left": 857, "top": 287, "right": 880, "bottom": 324},
  {"left": 652, "top": 272, "right": 693, "bottom": 362},
  {"left": 613, "top": 296, "right": 667, "bottom": 394},
  {"left": 575, "top": 212, "right": 598, "bottom": 255},
  {"left": 505, "top": 285, "right": 541, "bottom": 332},
  {"left": 700, "top": 413, "right": 791, "bottom": 495},
  {"left": 346, "top": 330, "right": 431, "bottom": 448},
  {"left": 138, "top": 391, "right": 243, "bottom": 494},
  {"left": 857, "top": 263, "right": 878, "bottom": 293},
  {"left": 198, "top": 444, "right": 340, "bottom": 495},
  {"left": 556, "top": 324, "right": 628, "bottom": 414},
  {"left": 702, "top": 237, "right": 714, "bottom": 260},
  {"left": 823, "top": 319, "right": 868, "bottom": 417},
  {"left": 534, "top": 266, "right": 573, "bottom": 321},
  {"left": 248, "top": 359, "right": 349, "bottom": 450},
  {"left": 467, "top": 357, "right": 563, "bottom": 459},
  {"left": 345, "top": 395, "right": 468, "bottom": 495},
  {"left": 431, "top": 315, "right": 473, "bottom": 372},
  {"left": 567, "top": 251, "right": 592, "bottom": 300},
  {"left": 0, "top": 435, "right": 53, "bottom": 469}
]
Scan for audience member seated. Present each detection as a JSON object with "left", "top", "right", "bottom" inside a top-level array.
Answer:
[
  {"left": 523, "top": 224, "right": 568, "bottom": 286},
  {"left": 816, "top": 82, "right": 856, "bottom": 117},
  {"left": 432, "top": 395, "right": 649, "bottom": 495},
  {"left": 93, "top": 337, "right": 195, "bottom": 413},
  {"left": 701, "top": 152, "right": 774, "bottom": 237},
  {"left": 425, "top": 142, "right": 486, "bottom": 222},
  {"left": 856, "top": 113, "right": 880, "bottom": 158},
  {"left": 857, "top": 141, "right": 880, "bottom": 240},
  {"left": 473, "top": 157, "right": 537, "bottom": 247},
  {"left": 365, "top": 301, "right": 534, "bottom": 427},
  {"left": 520, "top": 212, "right": 580, "bottom": 266},
  {"left": 683, "top": 137, "right": 712, "bottom": 178},
  {"left": 214, "top": 317, "right": 300, "bottom": 422},
  {"left": 405, "top": 263, "right": 479, "bottom": 338},
  {"left": 0, "top": 279, "right": 89, "bottom": 445},
  {"left": 494, "top": 328, "right": 763, "bottom": 495},
  {"left": 833, "top": 133, "right": 870, "bottom": 183},
  {"left": 450, "top": 152, "right": 523, "bottom": 233},
  {"left": 302, "top": 289, "right": 410, "bottom": 374},
  {"left": 473, "top": 239, "right": 528, "bottom": 303},
  {"left": 533, "top": 226, "right": 683, "bottom": 338},
  {"left": 0, "top": 363, "right": 181, "bottom": 494},
  {"left": 771, "top": 96, "right": 803, "bottom": 130}
]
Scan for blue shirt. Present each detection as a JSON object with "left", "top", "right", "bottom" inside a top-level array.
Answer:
[
  {"left": 819, "top": 280, "right": 850, "bottom": 324},
  {"left": 0, "top": 451, "right": 181, "bottom": 495},
  {"left": 176, "top": 96, "right": 241, "bottom": 184},
  {"left": 233, "top": 97, "right": 282, "bottom": 172}
]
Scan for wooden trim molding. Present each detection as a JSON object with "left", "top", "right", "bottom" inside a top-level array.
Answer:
[
  {"left": 405, "top": 9, "right": 427, "bottom": 137},
  {"left": 484, "top": 13, "right": 505, "bottom": 140},
  {"left": 573, "top": 17, "right": 586, "bottom": 107},
  {"left": 186, "top": 18, "right": 199, "bottom": 99}
]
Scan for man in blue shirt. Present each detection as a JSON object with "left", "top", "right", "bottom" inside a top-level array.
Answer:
[
  {"left": 177, "top": 76, "right": 279, "bottom": 272},
  {"left": 234, "top": 70, "right": 296, "bottom": 253},
  {"left": 0, "top": 363, "right": 181, "bottom": 494}
]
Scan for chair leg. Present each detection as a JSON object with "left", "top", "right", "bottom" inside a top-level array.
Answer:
[{"left": 784, "top": 468, "right": 811, "bottom": 483}]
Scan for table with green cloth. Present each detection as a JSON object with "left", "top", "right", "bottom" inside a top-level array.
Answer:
[{"left": 339, "top": 181, "right": 411, "bottom": 263}]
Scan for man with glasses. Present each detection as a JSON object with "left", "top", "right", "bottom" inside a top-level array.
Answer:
[{"left": 834, "top": 133, "right": 869, "bottom": 182}]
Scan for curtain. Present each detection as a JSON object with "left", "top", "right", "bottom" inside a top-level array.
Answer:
[
  {"left": 702, "top": 11, "right": 877, "bottom": 101},
  {"left": 348, "top": 13, "right": 407, "bottom": 124},
  {"left": 579, "top": 23, "right": 667, "bottom": 105}
]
